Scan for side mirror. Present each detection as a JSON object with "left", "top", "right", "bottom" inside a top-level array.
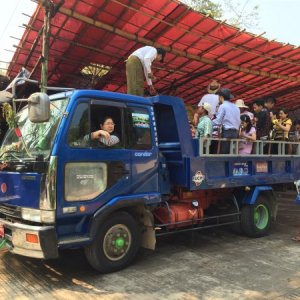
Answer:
[{"left": 28, "top": 92, "right": 50, "bottom": 123}]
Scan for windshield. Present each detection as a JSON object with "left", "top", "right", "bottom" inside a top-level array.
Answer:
[{"left": 0, "top": 98, "right": 69, "bottom": 161}]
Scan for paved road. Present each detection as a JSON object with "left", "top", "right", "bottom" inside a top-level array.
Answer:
[{"left": 1, "top": 190, "right": 300, "bottom": 300}]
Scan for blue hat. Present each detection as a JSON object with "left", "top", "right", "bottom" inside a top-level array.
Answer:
[{"left": 217, "top": 88, "right": 234, "bottom": 100}]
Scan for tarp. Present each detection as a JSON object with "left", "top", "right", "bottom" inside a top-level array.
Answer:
[{"left": 7, "top": 0, "right": 300, "bottom": 110}]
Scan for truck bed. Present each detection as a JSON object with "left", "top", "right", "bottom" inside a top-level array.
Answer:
[{"left": 159, "top": 139, "right": 300, "bottom": 190}]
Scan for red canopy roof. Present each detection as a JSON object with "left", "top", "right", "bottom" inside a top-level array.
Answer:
[{"left": 7, "top": 0, "right": 300, "bottom": 111}]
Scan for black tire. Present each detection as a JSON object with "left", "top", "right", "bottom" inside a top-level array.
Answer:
[
  {"left": 241, "top": 196, "right": 271, "bottom": 237},
  {"left": 85, "top": 211, "right": 141, "bottom": 273}
]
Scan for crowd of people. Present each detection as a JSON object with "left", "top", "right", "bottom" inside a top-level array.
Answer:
[
  {"left": 192, "top": 80, "right": 300, "bottom": 155},
  {"left": 123, "top": 46, "right": 299, "bottom": 156}
]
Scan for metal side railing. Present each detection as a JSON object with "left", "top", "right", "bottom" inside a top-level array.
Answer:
[{"left": 198, "top": 137, "right": 300, "bottom": 156}]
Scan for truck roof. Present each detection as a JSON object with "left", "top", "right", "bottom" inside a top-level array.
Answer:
[{"left": 49, "top": 89, "right": 155, "bottom": 106}]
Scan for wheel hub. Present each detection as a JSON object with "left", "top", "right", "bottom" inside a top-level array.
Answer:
[
  {"left": 115, "top": 237, "right": 126, "bottom": 249},
  {"left": 254, "top": 204, "right": 269, "bottom": 230},
  {"left": 103, "top": 224, "right": 131, "bottom": 261}
]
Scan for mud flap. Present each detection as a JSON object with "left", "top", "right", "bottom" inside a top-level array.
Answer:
[{"left": 137, "top": 206, "right": 156, "bottom": 250}]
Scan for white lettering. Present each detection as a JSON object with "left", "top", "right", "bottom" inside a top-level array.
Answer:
[{"left": 134, "top": 152, "right": 152, "bottom": 157}]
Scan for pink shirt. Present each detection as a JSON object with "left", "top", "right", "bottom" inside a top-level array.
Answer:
[{"left": 239, "top": 127, "right": 256, "bottom": 154}]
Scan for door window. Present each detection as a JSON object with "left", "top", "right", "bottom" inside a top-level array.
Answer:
[
  {"left": 67, "top": 102, "right": 123, "bottom": 148},
  {"left": 67, "top": 103, "right": 89, "bottom": 147},
  {"left": 126, "top": 107, "right": 152, "bottom": 150}
]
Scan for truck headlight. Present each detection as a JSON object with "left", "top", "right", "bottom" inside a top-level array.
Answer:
[{"left": 21, "top": 208, "right": 55, "bottom": 224}]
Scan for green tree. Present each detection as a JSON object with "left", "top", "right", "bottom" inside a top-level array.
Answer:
[
  {"left": 219, "top": 0, "right": 259, "bottom": 31},
  {"left": 182, "top": 0, "right": 222, "bottom": 19},
  {"left": 182, "top": 0, "right": 259, "bottom": 31}
]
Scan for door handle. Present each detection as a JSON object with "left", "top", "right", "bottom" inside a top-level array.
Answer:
[{"left": 114, "top": 170, "right": 129, "bottom": 175}]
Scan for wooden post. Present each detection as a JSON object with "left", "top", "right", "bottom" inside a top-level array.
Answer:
[{"left": 40, "top": 0, "right": 52, "bottom": 93}]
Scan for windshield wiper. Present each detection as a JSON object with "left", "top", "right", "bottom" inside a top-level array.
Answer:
[{"left": 0, "top": 151, "right": 23, "bottom": 162}]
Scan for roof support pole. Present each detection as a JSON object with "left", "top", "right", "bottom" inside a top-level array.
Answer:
[
  {"left": 39, "top": 0, "right": 64, "bottom": 92},
  {"left": 40, "top": 0, "right": 52, "bottom": 93}
]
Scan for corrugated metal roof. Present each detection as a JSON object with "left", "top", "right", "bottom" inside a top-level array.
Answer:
[{"left": 7, "top": 0, "right": 300, "bottom": 110}]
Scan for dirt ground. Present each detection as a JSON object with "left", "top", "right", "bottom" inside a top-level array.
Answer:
[{"left": 1, "top": 190, "right": 300, "bottom": 300}]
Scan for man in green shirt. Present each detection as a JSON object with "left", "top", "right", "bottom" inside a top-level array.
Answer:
[
  {"left": 195, "top": 102, "right": 212, "bottom": 154},
  {"left": 195, "top": 102, "right": 212, "bottom": 138}
]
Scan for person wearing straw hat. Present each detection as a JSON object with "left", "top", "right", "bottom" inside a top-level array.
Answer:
[
  {"left": 235, "top": 99, "right": 254, "bottom": 122},
  {"left": 195, "top": 80, "right": 221, "bottom": 122}
]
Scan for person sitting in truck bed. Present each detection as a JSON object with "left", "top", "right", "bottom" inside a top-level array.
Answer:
[{"left": 84, "top": 117, "right": 119, "bottom": 147}]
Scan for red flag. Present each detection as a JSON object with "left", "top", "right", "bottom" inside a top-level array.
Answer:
[{"left": 14, "top": 128, "right": 22, "bottom": 138}]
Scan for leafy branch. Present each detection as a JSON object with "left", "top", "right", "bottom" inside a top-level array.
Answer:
[{"left": 2, "top": 103, "right": 17, "bottom": 128}]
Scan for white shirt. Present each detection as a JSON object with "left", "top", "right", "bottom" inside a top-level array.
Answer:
[
  {"left": 198, "top": 94, "right": 219, "bottom": 118},
  {"left": 129, "top": 46, "right": 157, "bottom": 85}
]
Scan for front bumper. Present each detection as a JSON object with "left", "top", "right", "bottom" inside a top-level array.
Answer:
[{"left": 0, "top": 218, "right": 58, "bottom": 259}]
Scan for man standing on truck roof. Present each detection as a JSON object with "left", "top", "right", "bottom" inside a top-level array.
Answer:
[
  {"left": 213, "top": 88, "right": 240, "bottom": 154},
  {"left": 126, "top": 46, "right": 166, "bottom": 97}
]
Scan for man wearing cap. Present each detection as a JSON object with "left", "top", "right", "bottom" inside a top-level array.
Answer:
[
  {"left": 126, "top": 46, "right": 166, "bottom": 97},
  {"left": 194, "top": 80, "right": 220, "bottom": 124},
  {"left": 213, "top": 88, "right": 240, "bottom": 154},
  {"left": 235, "top": 99, "right": 254, "bottom": 121}
]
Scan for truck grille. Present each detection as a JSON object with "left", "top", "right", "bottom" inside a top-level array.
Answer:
[{"left": 0, "top": 204, "right": 22, "bottom": 221}]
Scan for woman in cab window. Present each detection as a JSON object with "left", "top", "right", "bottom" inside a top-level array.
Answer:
[{"left": 85, "top": 117, "right": 120, "bottom": 147}]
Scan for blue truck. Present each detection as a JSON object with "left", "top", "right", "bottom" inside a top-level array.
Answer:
[{"left": 0, "top": 89, "right": 299, "bottom": 273}]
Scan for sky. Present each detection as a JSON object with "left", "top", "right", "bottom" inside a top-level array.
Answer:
[
  {"left": 217, "top": 0, "right": 300, "bottom": 45},
  {"left": 1, "top": 0, "right": 300, "bottom": 75},
  {"left": 0, "top": 0, "right": 37, "bottom": 73}
]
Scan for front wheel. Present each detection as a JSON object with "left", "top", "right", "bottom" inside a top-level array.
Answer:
[
  {"left": 85, "top": 211, "right": 141, "bottom": 273},
  {"left": 241, "top": 196, "right": 271, "bottom": 237}
]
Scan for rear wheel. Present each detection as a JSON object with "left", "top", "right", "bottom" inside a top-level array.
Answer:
[
  {"left": 241, "top": 196, "right": 271, "bottom": 237},
  {"left": 85, "top": 211, "right": 141, "bottom": 273}
]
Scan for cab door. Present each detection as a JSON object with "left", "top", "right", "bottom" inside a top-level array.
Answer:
[
  {"left": 55, "top": 99, "right": 132, "bottom": 223},
  {"left": 125, "top": 105, "right": 159, "bottom": 194}
]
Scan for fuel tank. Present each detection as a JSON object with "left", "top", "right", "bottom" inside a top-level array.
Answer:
[{"left": 154, "top": 202, "right": 204, "bottom": 229}]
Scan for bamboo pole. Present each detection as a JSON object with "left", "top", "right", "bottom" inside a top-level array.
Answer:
[{"left": 41, "top": 1, "right": 51, "bottom": 92}]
